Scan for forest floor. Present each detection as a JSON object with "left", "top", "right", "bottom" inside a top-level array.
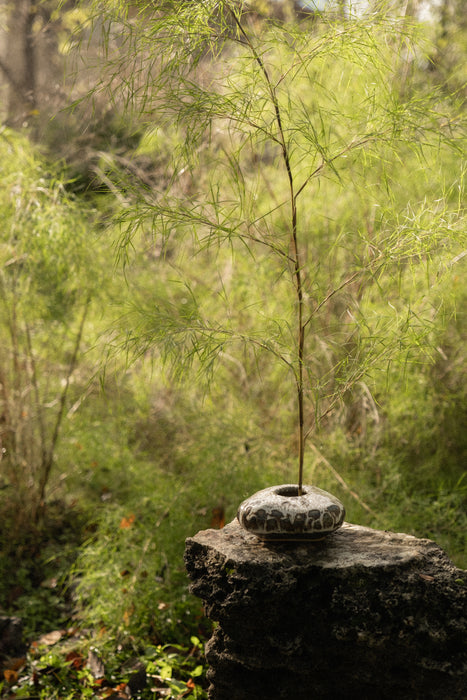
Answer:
[{"left": 0, "top": 504, "right": 209, "bottom": 699}]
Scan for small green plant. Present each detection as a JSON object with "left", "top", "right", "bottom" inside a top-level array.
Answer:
[{"left": 85, "top": 0, "right": 465, "bottom": 497}]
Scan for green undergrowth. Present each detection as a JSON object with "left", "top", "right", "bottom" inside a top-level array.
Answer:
[
  {"left": 0, "top": 333, "right": 465, "bottom": 698},
  {"left": 1, "top": 632, "right": 208, "bottom": 698}
]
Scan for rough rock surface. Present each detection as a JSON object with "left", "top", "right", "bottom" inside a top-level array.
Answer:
[{"left": 184, "top": 520, "right": 466, "bottom": 700}]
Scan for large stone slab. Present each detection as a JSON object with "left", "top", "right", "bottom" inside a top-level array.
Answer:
[{"left": 185, "top": 520, "right": 466, "bottom": 700}]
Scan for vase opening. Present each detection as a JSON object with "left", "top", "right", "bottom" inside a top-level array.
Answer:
[{"left": 274, "top": 485, "right": 306, "bottom": 498}]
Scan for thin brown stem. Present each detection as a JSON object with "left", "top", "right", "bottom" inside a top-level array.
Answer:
[
  {"left": 25, "top": 325, "right": 48, "bottom": 477},
  {"left": 308, "top": 442, "right": 377, "bottom": 517},
  {"left": 295, "top": 136, "right": 375, "bottom": 201},
  {"left": 303, "top": 271, "right": 361, "bottom": 329},
  {"left": 37, "top": 298, "right": 90, "bottom": 511},
  {"left": 228, "top": 6, "right": 306, "bottom": 493}
]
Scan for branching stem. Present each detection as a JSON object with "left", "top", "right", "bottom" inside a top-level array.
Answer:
[{"left": 229, "top": 7, "right": 306, "bottom": 493}]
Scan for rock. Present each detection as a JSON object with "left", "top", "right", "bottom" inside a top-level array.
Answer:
[
  {"left": 0, "top": 616, "right": 25, "bottom": 658},
  {"left": 126, "top": 664, "right": 147, "bottom": 694},
  {"left": 184, "top": 520, "right": 467, "bottom": 700},
  {"left": 87, "top": 647, "right": 105, "bottom": 679}
]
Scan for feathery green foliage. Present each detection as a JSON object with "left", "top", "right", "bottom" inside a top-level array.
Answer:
[{"left": 83, "top": 0, "right": 465, "bottom": 486}]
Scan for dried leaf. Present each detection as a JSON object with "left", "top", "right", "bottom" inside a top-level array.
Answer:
[
  {"left": 66, "top": 650, "right": 84, "bottom": 669},
  {"left": 123, "top": 608, "right": 133, "bottom": 626},
  {"left": 119, "top": 514, "right": 136, "bottom": 529},
  {"left": 106, "top": 681, "right": 128, "bottom": 697},
  {"left": 419, "top": 573, "right": 435, "bottom": 582},
  {"left": 3, "top": 668, "right": 18, "bottom": 684},
  {"left": 40, "top": 577, "right": 58, "bottom": 589},
  {"left": 38, "top": 630, "right": 64, "bottom": 646}
]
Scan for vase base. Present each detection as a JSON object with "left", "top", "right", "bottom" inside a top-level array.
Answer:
[{"left": 255, "top": 532, "right": 328, "bottom": 542}]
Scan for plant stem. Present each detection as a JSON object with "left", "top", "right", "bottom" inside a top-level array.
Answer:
[
  {"left": 229, "top": 7, "right": 305, "bottom": 493},
  {"left": 36, "top": 297, "right": 90, "bottom": 515},
  {"left": 292, "top": 213, "right": 305, "bottom": 496}
]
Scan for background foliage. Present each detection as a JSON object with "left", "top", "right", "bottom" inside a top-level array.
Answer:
[{"left": 0, "top": 1, "right": 465, "bottom": 698}]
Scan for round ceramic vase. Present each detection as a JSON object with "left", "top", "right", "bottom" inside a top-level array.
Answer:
[{"left": 237, "top": 484, "right": 345, "bottom": 541}]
